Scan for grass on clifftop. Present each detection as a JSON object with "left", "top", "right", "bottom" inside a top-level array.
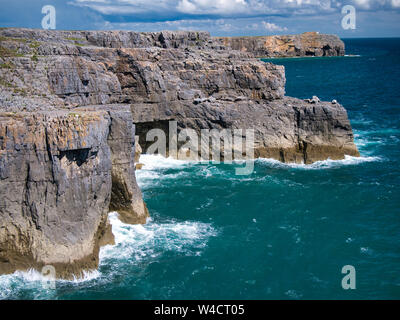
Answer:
[
  {"left": 0, "top": 61, "right": 15, "bottom": 69},
  {"left": 65, "top": 37, "right": 86, "bottom": 47},
  {"left": 0, "top": 46, "right": 25, "bottom": 58}
]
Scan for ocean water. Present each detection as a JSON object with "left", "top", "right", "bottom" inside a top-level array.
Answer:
[{"left": 1, "top": 38, "right": 399, "bottom": 300}]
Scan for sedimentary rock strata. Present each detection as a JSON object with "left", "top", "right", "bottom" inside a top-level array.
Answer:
[
  {"left": 215, "top": 32, "right": 345, "bottom": 57},
  {"left": 0, "top": 107, "right": 147, "bottom": 278},
  {"left": 0, "top": 28, "right": 358, "bottom": 277},
  {"left": 0, "top": 111, "right": 113, "bottom": 277}
]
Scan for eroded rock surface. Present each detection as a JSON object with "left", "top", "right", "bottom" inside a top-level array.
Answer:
[
  {"left": 0, "top": 111, "right": 114, "bottom": 277},
  {"left": 0, "top": 28, "right": 357, "bottom": 277},
  {"left": 0, "top": 106, "right": 147, "bottom": 278},
  {"left": 215, "top": 32, "right": 345, "bottom": 57}
]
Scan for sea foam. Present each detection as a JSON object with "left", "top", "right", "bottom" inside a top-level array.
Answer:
[
  {"left": 137, "top": 153, "right": 381, "bottom": 176},
  {"left": 138, "top": 154, "right": 192, "bottom": 170},
  {"left": 0, "top": 262, "right": 102, "bottom": 299},
  {"left": 0, "top": 211, "right": 217, "bottom": 300},
  {"left": 100, "top": 212, "right": 217, "bottom": 264},
  {"left": 257, "top": 155, "right": 381, "bottom": 170}
]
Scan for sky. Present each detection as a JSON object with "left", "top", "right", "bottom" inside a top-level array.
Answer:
[{"left": 0, "top": 0, "right": 399, "bottom": 37}]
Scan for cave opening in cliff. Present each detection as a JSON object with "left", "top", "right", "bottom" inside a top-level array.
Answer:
[
  {"left": 58, "top": 148, "right": 92, "bottom": 167},
  {"left": 135, "top": 120, "right": 171, "bottom": 155}
]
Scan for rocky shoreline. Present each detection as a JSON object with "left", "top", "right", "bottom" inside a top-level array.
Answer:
[
  {"left": 0, "top": 28, "right": 358, "bottom": 278},
  {"left": 215, "top": 32, "right": 345, "bottom": 57},
  {"left": 0, "top": 107, "right": 147, "bottom": 278}
]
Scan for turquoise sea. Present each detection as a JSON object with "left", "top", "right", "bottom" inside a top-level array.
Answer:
[{"left": 1, "top": 38, "right": 399, "bottom": 300}]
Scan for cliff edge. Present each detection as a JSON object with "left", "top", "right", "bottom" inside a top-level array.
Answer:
[
  {"left": 0, "top": 28, "right": 358, "bottom": 278},
  {"left": 215, "top": 32, "right": 345, "bottom": 57}
]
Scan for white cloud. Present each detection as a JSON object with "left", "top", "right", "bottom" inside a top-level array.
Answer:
[
  {"left": 245, "top": 22, "right": 260, "bottom": 29},
  {"left": 69, "top": 0, "right": 172, "bottom": 15},
  {"left": 353, "top": 0, "right": 372, "bottom": 9},
  {"left": 391, "top": 0, "right": 400, "bottom": 7},
  {"left": 177, "top": 0, "right": 249, "bottom": 14},
  {"left": 262, "top": 21, "right": 288, "bottom": 31},
  {"left": 348, "top": 0, "right": 400, "bottom": 9},
  {"left": 177, "top": 0, "right": 198, "bottom": 12},
  {"left": 69, "top": 0, "right": 400, "bottom": 18}
]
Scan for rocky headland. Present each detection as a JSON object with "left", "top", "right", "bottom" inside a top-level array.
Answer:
[
  {"left": 215, "top": 32, "right": 345, "bottom": 57},
  {"left": 0, "top": 28, "right": 358, "bottom": 278}
]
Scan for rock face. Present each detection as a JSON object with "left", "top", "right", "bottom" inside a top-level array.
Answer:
[
  {"left": 0, "top": 110, "right": 112, "bottom": 277},
  {"left": 0, "top": 108, "right": 147, "bottom": 277},
  {"left": 81, "top": 105, "right": 149, "bottom": 225},
  {"left": 0, "top": 28, "right": 358, "bottom": 277},
  {"left": 135, "top": 95, "right": 358, "bottom": 164},
  {"left": 215, "top": 32, "right": 345, "bottom": 57}
]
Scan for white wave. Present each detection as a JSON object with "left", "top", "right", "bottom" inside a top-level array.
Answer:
[
  {"left": 136, "top": 154, "right": 194, "bottom": 188},
  {"left": 0, "top": 269, "right": 56, "bottom": 300},
  {"left": 99, "top": 212, "right": 217, "bottom": 263},
  {"left": 68, "top": 269, "right": 101, "bottom": 283},
  {"left": 0, "top": 263, "right": 101, "bottom": 298},
  {"left": 354, "top": 134, "right": 371, "bottom": 147},
  {"left": 309, "top": 155, "right": 381, "bottom": 168},
  {"left": 257, "top": 155, "right": 381, "bottom": 170},
  {"left": 354, "top": 128, "right": 400, "bottom": 137},
  {"left": 0, "top": 212, "right": 217, "bottom": 299},
  {"left": 13, "top": 269, "right": 48, "bottom": 282},
  {"left": 0, "top": 267, "right": 99, "bottom": 284},
  {"left": 0, "top": 269, "right": 49, "bottom": 300},
  {"left": 135, "top": 169, "right": 161, "bottom": 189},
  {"left": 138, "top": 154, "right": 192, "bottom": 170},
  {"left": 0, "top": 275, "right": 13, "bottom": 299},
  {"left": 137, "top": 153, "right": 382, "bottom": 181}
]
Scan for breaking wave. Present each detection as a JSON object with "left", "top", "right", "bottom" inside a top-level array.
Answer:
[
  {"left": 0, "top": 212, "right": 217, "bottom": 300},
  {"left": 100, "top": 212, "right": 218, "bottom": 264},
  {"left": 257, "top": 155, "right": 381, "bottom": 170},
  {"left": 137, "top": 153, "right": 381, "bottom": 176}
]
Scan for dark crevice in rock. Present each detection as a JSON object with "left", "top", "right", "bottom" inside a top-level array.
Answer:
[
  {"left": 209, "top": 118, "right": 229, "bottom": 128},
  {"left": 22, "top": 162, "right": 30, "bottom": 217},
  {"left": 135, "top": 120, "right": 171, "bottom": 154},
  {"left": 301, "top": 141, "right": 308, "bottom": 164},
  {"left": 44, "top": 127, "right": 53, "bottom": 164},
  {"left": 279, "top": 149, "right": 285, "bottom": 162},
  {"left": 58, "top": 148, "right": 91, "bottom": 167}
]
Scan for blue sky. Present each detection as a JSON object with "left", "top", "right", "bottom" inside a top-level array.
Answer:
[{"left": 0, "top": 0, "right": 399, "bottom": 37}]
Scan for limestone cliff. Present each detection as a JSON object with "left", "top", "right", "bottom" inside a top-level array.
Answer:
[
  {"left": 215, "top": 32, "right": 345, "bottom": 57},
  {"left": 0, "top": 107, "right": 147, "bottom": 278},
  {"left": 0, "top": 28, "right": 358, "bottom": 278}
]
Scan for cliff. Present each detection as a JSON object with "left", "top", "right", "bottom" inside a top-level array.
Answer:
[
  {"left": 0, "top": 107, "right": 148, "bottom": 278},
  {"left": 0, "top": 28, "right": 358, "bottom": 278},
  {"left": 215, "top": 32, "right": 345, "bottom": 57}
]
